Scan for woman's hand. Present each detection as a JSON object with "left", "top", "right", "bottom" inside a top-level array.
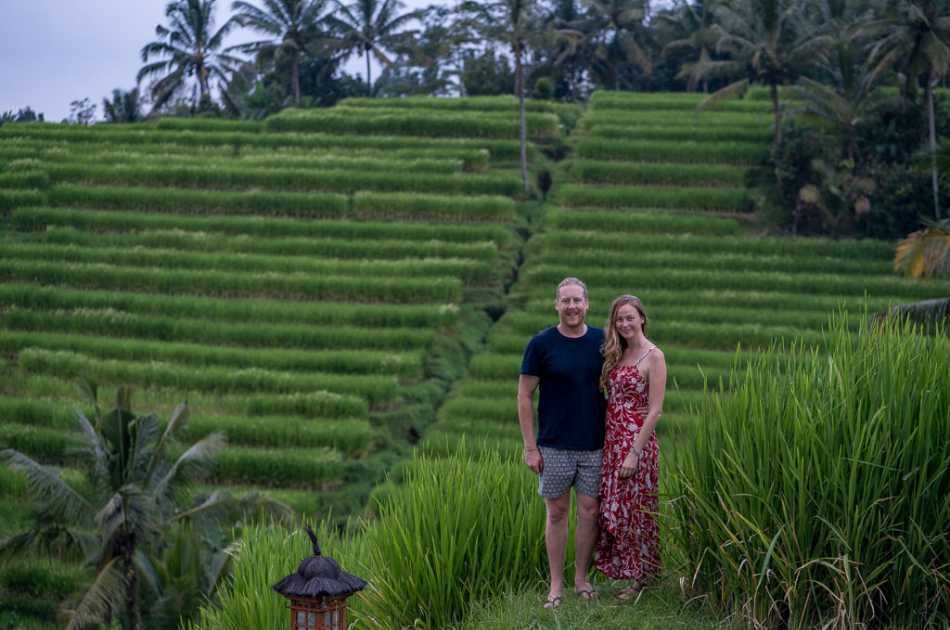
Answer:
[{"left": 619, "top": 447, "right": 642, "bottom": 479}]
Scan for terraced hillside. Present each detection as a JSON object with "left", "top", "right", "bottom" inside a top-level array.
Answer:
[
  {"left": 0, "top": 98, "right": 571, "bottom": 624},
  {"left": 422, "top": 89, "right": 950, "bottom": 455}
]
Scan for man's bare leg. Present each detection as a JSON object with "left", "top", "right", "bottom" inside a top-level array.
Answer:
[
  {"left": 544, "top": 492, "right": 571, "bottom": 602},
  {"left": 574, "top": 492, "right": 599, "bottom": 596}
]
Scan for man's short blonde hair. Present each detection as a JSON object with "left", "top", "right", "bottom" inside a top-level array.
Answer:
[{"left": 555, "top": 277, "right": 588, "bottom": 301}]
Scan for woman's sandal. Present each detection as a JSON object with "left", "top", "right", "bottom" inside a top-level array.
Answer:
[
  {"left": 575, "top": 587, "right": 598, "bottom": 601},
  {"left": 615, "top": 584, "right": 642, "bottom": 601},
  {"left": 543, "top": 594, "right": 563, "bottom": 609}
]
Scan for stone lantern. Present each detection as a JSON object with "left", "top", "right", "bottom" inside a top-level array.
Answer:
[{"left": 273, "top": 527, "right": 367, "bottom": 630}]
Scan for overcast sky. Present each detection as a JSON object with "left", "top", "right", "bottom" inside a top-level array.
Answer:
[{"left": 0, "top": 0, "right": 430, "bottom": 122}]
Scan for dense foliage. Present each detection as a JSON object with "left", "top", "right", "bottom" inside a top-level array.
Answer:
[{"left": 671, "top": 315, "right": 949, "bottom": 628}]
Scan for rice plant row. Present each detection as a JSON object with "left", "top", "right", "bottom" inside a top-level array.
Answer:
[
  {"left": 338, "top": 95, "right": 567, "bottom": 113},
  {"left": 0, "top": 125, "right": 532, "bottom": 161},
  {"left": 210, "top": 445, "right": 347, "bottom": 487},
  {"left": 16, "top": 348, "right": 399, "bottom": 404},
  {"left": 589, "top": 91, "right": 776, "bottom": 113},
  {"left": 3, "top": 259, "right": 463, "bottom": 303},
  {"left": 0, "top": 396, "right": 376, "bottom": 453},
  {"left": 0, "top": 330, "right": 424, "bottom": 376},
  {"left": 556, "top": 183, "right": 749, "bottom": 212},
  {"left": 0, "top": 283, "right": 459, "bottom": 329},
  {"left": 567, "top": 159, "right": 749, "bottom": 186},
  {"left": 524, "top": 264, "right": 949, "bottom": 300},
  {"left": 31, "top": 226, "right": 500, "bottom": 263},
  {"left": 0, "top": 138, "right": 492, "bottom": 171},
  {"left": 540, "top": 229, "right": 895, "bottom": 260},
  {"left": 545, "top": 207, "right": 741, "bottom": 235},
  {"left": 1, "top": 148, "right": 466, "bottom": 175},
  {"left": 13, "top": 207, "right": 517, "bottom": 247},
  {"left": 42, "top": 162, "right": 522, "bottom": 197},
  {"left": 0, "top": 242, "right": 495, "bottom": 285},
  {"left": 265, "top": 108, "right": 561, "bottom": 140},
  {"left": 39, "top": 185, "right": 519, "bottom": 223},
  {"left": 532, "top": 246, "right": 893, "bottom": 277},
  {"left": 585, "top": 123, "right": 771, "bottom": 146},
  {"left": 576, "top": 137, "right": 768, "bottom": 165},
  {"left": 0, "top": 308, "right": 436, "bottom": 351},
  {"left": 582, "top": 108, "right": 774, "bottom": 128}
]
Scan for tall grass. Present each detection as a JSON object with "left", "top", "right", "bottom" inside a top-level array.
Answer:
[
  {"left": 670, "top": 314, "right": 949, "bottom": 628},
  {"left": 189, "top": 449, "right": 554, "bottom": 629}
]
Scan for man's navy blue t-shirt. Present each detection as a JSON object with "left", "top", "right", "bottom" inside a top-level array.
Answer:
[{"left": 520, "top": 325, "right": 606, "bottom": 451}]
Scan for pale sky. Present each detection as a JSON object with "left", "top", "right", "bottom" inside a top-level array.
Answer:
[{"left": 0, "top": 0, "right": 431, "bottom": 122}]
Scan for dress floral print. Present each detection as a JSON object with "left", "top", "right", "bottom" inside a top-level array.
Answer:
[{"left": 595, "top": 361, "right": 661, "bottom": 582}]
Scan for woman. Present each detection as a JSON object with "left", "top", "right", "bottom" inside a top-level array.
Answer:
[{"left": 595, "top": 295, "right": 667, "bottom": 600}]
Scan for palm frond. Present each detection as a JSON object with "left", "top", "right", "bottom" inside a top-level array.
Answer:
[
  {"left": 698, "top": 78, "right": 750, "bottom": 111},
  {"left": 64, "top": 557, "right": 127, "bottom": 630},
  {"left": 1, "top": 449, "right": 92, "bottom": 522},
  {"left": 153, "top": 432, "right": 226, "bottom": 500},
  {"left": 895, "top": 222, "right": 950, "bottom": 278}
]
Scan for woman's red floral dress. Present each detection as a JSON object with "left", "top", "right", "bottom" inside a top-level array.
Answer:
[{"left": 595, "top": 362, "right": 661, "bottom": 582}]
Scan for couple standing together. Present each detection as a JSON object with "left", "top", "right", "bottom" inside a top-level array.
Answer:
[{"left": 518, "top": 277, "right": 667, "bottom": 607}]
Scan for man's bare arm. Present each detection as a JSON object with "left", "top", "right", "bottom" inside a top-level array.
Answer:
[{"left": 518, "top": 374, "right": 542, "bottom": 473}]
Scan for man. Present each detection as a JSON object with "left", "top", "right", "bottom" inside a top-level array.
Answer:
[{"left": 518, "top": 276, "right": 606, "bottom": 608}]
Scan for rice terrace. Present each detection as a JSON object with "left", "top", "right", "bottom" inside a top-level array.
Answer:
[{"left": 1, "top": 0, "right": 949, "bottom": 628}]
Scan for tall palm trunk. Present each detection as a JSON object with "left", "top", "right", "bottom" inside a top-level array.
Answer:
[
  {"left": 927, "top": 78, "right": 942, "bottom": 218},
  {"left": 292, "top": 56, "right": 301, "bottom": 105},
  {"left": 124, "top": 536, "right": 142, "bottom": 630},
  {"left": 515, "top": 40, "right": 529, "bottom": 194},
  {"left": 365, "top": 48, "right": 372, "bottom": 96},
  {"left": 770, "top": 81, "right": 782, "bottom": 148}
]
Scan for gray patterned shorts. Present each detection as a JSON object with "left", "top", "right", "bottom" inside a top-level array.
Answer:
[{"left": 538, "top": 446, "right": 602, "bottom": 499}]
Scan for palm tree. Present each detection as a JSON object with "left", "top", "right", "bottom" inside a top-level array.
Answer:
[
  {"left": 859, "top": 0, "right": 950, "bottom": 218},
  {"left": 792, "top": 1, "right": 893, "bottom": 162},
  {"left": 229, "top": 0, "right": 329, "bottom": 105},
  {"left": 695, "top": 0, "right": 832, "bottom": 148},
  {"left": 138, "top": 0, "right": 243, "bottom": 111},
  {"left": 102, "top": 88, "right": 145, "bottom": 123},
  {"left": 656, "top": 0, "right": 720, "bottom": 92},
  {"left": 323, "top": 0, "right": 422, "bottom": 95},
  {"left": 462, "top": 0, "right": 537, "bottom": 193},
  {"left": 560, "top": 0, "right": 655, "bottom": 90},
  {"left": 0, "top": 385, "right": 287, "bottom": 629}
]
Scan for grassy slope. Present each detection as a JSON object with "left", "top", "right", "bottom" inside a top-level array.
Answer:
[
  {"left": 0, "top": 98, "right": 572, "bottom": 628},
  {"left": 425, "top": 90, "right": 950, "bottom": 627}
]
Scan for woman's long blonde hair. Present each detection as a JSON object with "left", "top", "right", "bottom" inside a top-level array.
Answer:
[{"left": 600, "top": 295, "right": 649, "bottom": 392}]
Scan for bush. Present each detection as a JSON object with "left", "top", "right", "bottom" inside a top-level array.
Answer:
[{"left": 670, "top": 315, "right": 949, "bottom": 627}]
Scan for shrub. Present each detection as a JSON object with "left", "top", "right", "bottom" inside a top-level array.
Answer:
[{"left": 670, "top": 315, "right": 949, "bottom": 628}]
